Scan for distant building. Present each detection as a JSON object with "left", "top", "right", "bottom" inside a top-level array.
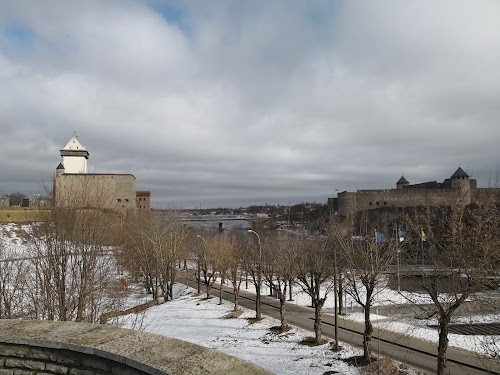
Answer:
[
  {"left": 331, "top": 167, "right": 500, "bottom": 217},
  {"left": 21, "top": 196, "right": 51, "bottom": 208},
  {"left": 136, "top": 191, "right": 151, "bottom": 212},
  {"left": 53, "top": 134, "right": 151, "bottom": 214},
  {"left": 0, "top": 195, "right": 9, "bottom": 208}
]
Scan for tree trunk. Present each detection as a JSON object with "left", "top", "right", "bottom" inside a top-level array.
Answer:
[
  {"left": 278, "top": 289, "right": 288, "bottom": 331},
  {"left": 337, "top": 278, "right": 344, "bottom": 315},
  {"left": 436, "top": 314, "right": 451, "bottom": 375},
  {"left": 255, "top": 269, "right": 262, "bottom": 319},
  {"left": 219, "top": 280, "right": 223, "bottom": 305},
  {"left": 313, "top": 302, "right": 323, "bottom": 343},
  {"left": 206, "top": 283, "right": 212, "bottom": 298},
  {"left": 233, "top": 287, "right": 240, "bottom": 311},
  {"left": 363, "top": 304, "right": 373, "bottom": 362}
]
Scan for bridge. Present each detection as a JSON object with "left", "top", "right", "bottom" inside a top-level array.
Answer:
[{"left": 0, "top": 319, "right": 272, "bottom": 375}]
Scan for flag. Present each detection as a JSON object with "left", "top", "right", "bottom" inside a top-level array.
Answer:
[
  {"left": 398, "top": 229, "right": 406, "bottom": 242},
  {"left": 375, "top": 229, "right": 386, "bottom": 244},
  {"left": 421, "top": 229, "right": 427, "bottom": 242}
]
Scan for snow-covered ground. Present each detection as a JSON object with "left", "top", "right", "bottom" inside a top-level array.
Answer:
[
  {"left": 115, "top": 284, "right": 364, "bottom": 375},
  {"left": 112, "top": 278, "right": 499, "bottom": 374}
]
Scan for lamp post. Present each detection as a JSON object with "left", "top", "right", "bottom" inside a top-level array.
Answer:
[
  {"left": 248, "top": 229, "right": 262, "bottom": 320},
  {"left": 196, "top": 235, "right": 206, "bottom": 294},
  {"left": 333, "top": 242, "right": 339, "bottom": 351}
]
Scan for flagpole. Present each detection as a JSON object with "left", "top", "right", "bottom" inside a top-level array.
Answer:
[
  {"left": 396, "top": 224, "right": 400, "bottom": 292},
  {"left": 421, "top": 227, "right": 424, "bottom": 267}
]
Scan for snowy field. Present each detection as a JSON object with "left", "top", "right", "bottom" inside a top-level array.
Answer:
[
  {"left": 113, "top": 280, "right": 500, "bottom": 374},
  {"left": 115, "top": 284, "right": 364, "bottom": 375}
]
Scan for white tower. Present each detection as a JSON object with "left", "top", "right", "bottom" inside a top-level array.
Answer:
[{"left": 60, "top": 133, "right": 89, "bottom": 174}]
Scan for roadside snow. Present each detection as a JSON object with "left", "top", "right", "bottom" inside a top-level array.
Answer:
[{"left": 115, "top": 284, "right": 362, "bottom": 375}]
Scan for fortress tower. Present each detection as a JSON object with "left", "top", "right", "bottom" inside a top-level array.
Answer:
[
  {"left": 450, "top": 166, "right": 470, "bottom": 190},
  {"left": 59, "top": 133, "right": 89, "bottom": 174},
  {"left": 396, "top": 175, "right": 409, "bottom": 189},
  {"left": 53, "top": 134, "right": 151, "bottom": 213}
]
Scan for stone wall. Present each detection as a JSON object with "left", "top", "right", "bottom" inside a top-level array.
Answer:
[
  {"left": 0, "top": 320, "right": 273, "bottom": 375},
  {"left": 0, "top": 342, "right": 149, "bottom": 375},
  {"left": 54, "top": 174, "right": 136, "bottom": 213},
  {"left": 336, "top": 187, "right": 491, "bottom": 216}
]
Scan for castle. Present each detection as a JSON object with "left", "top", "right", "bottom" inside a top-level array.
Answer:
[
  {"left": 331, "top": 167, "right": 500, "bottom": 217},
  {"left": 53, "top": 135, "right": 150, "bottom": 214}
]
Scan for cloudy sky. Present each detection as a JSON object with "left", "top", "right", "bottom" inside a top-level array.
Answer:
[{"left": 1, "top": 1, "right": 499, "bottom": 208}]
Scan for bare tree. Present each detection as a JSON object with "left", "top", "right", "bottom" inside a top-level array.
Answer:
[
  {"left": 262, "top": 232, "right": 299, "bottom": 331},
  {"left": 400, "top": 198, "right": 500, "bottom": 375},
  {"left": 0, "top": 236, "right": 29, "bottom": 319},
  {"left": 7, "top": 192, "right": 25, "bottom": 207},
  {"left": 28, "top": 183, "right": 121, "bottom": 322},
  {"left": 331, "top": 215, "right": 397, "bottom": 363},
  {"left": 244, "top": 229, "right": 265, "bottom": 320},
  {"left": 198, "top": 232, "right": 221, "bottom": 299},
  {"left": 225, "top": 231, "right": 246, "bottom": 311},
  {"left": 121, "top": 211, "right": 191, "bottom": 302},
  {"left": 296, "top": 235, "right": 334, "bottom": 344}
]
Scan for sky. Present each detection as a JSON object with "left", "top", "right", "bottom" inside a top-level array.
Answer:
[{"left": 1, "top": 1, "right": 499, "bottom": 209}]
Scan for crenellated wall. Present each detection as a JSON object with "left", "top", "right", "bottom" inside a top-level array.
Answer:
[{"left": 0, "top": 319, "right": 272, "bottom": 375}]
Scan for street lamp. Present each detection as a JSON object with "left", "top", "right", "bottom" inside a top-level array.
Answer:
[
  {"left": 333, "top": 242, "right": 339, "bottom": 352},
  {"left": 248, "top": 229, "right": 262, "bottom": 320},
  {"left": 196, "top": 235, "right": 206, "bottom": 294}
]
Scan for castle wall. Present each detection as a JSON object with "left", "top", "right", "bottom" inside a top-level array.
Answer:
[
  {"left": 471, "top": 188, "right": 500, "bottom": 204},
  {"left": 337, "top": 192, "right": 357, "bottom": 217},
  {"left": 339, "top": 188, "right": 475, "bottom": 216},
  {"left": 55, "top": 174, "right": 136, "bottom": 213}
]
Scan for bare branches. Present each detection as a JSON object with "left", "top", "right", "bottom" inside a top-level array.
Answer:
[{"left": 400, "top": 199, "right": 499, "bottom": 374}]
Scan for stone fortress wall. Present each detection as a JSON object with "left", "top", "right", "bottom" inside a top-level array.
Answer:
[
  {"left": 0, "top": 319, "right": 272, "bottom": 375},
  {"left": 335, "top": 167, "right": 500, "bottom": 217}
]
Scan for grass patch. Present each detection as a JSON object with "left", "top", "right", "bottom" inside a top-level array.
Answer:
[
  {"left": 223, "top": 309, "right": 244, "bottom": 319},
  {"left": 0, "top": 208, "right": 50, "bottom": 223},
  {"left": 343, "top": 355, "right": 374, "bottom": 367},
  {"left": 269, "top": 325, "right": 291, "bottom": 334},
  {"left": 299, "top": 336, "right": 328, "bottom": 346},
  {"left": 329, "top": 341, "right": 343, "bottom": 352},
  {"left": 247, "top": 317, "right": 264, "bottom": 324}
]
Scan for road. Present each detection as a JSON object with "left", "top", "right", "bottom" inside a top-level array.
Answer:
[{"left": 180, "top": 273, "right": 500, "bottom": 375}]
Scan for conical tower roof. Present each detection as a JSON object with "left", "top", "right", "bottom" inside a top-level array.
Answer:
[
  {"left": 451, "top": 166, "right": 469, "bottom": 179},
  {"left": 397, "top": 175, "right": 409, "bottom": 184},
  {"left": 63, "top": 135, "right": 86, "bottom": 151}
]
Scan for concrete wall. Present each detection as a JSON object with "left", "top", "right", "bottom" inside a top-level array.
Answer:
[{"left": 0, "top": 319, "right": 272, "bottom": 375}]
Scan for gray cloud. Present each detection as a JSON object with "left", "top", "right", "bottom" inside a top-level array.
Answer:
[{"left": 1, "top": 0, "right": 499, "bottom": 208}]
